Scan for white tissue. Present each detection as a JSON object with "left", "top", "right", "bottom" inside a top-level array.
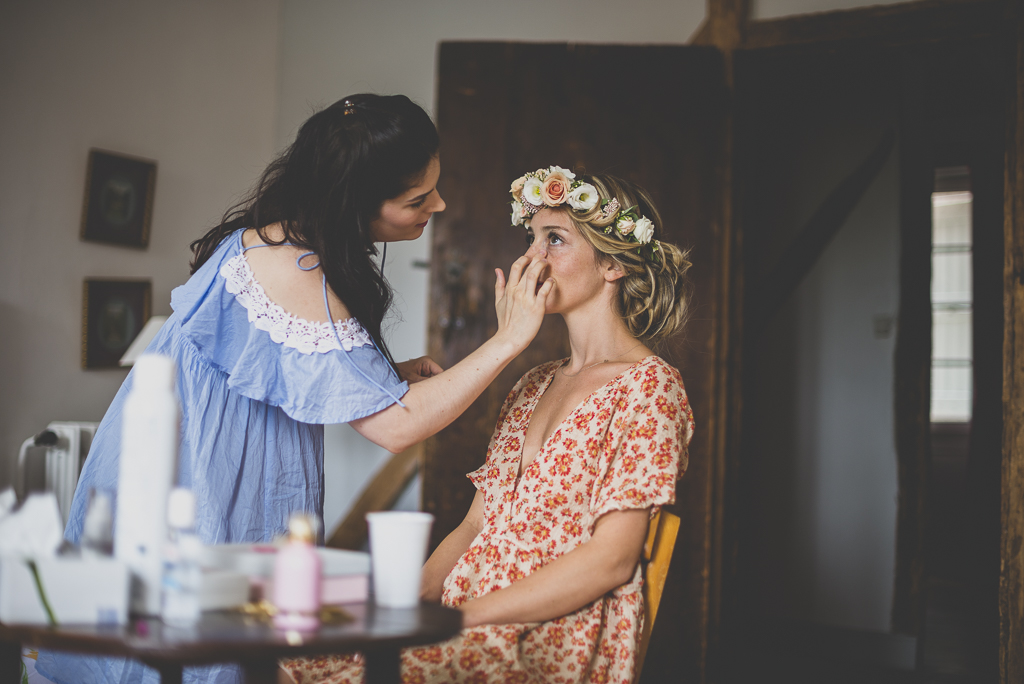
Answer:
[
  {"left": 0, "top": 491, "right": 65, "bottom": 559},
  {"left": 0, "top": 488, "right": 15, "bottom": 518}
]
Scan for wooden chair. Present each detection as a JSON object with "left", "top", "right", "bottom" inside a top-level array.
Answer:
[{"left": 634, "top": 509, "right": 681, "bottom": 684}]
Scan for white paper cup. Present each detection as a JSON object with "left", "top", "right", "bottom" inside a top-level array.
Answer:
[{"left": 365, "top": 511, "right": 434, "bottom": 608}]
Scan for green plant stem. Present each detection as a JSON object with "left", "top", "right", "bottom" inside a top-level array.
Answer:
[{"left": 26, "top": 560, "right": 58, "bottom": 627}]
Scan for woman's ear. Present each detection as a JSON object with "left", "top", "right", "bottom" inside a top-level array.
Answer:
[{"left": 603, "top": 260, "right": 626, "bottom": 283}]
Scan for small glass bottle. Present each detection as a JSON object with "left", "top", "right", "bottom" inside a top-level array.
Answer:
[
  {"left": 273, "top": 514, "right": 322, "bottom": 631},
  {"left": 161, "top": 488, "right": 202, "bottom": 626}
]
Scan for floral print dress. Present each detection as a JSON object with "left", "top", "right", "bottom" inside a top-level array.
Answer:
[{"left": 285, "top": 355, "right": 693, "bottom": 684}]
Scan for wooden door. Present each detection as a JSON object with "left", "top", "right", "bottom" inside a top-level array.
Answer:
[{"left": 425, "top": 42, "right": 728, "bottom": 681}]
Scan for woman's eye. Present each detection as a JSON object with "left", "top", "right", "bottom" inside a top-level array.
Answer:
[
  {"left": 549, "top": 234, "right": 563, "bottom": 245},
  {"left": 410, "top": 198, "right": 426, "bottom": 208},
  {"left": 526, "top": 234, "right": 535, "bottom": 246}
]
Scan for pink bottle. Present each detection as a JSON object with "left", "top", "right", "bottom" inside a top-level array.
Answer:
[{"left": 273, "top": 514, "right": 322, "bottom": 631}]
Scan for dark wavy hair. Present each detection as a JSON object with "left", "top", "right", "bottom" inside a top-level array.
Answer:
[{"left": 190, "top": 94, "right": 440, "bottom": 370}]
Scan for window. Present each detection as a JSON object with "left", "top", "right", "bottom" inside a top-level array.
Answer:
[{"left": 930, "top": 167, "right": 972, "bottom": 423}]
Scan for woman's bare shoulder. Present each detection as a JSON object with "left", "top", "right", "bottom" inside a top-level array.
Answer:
[{"left": 240, "top": 227, "right": 352, "bottom": 323}]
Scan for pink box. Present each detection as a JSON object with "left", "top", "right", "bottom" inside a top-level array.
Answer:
[{"left": 201, "top": 544, "right": 370, "bottom": 605}]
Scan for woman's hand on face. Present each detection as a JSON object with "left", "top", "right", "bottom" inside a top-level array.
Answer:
[
  {"left": 397, "top": 356, "right": 444, "bottom": 383},
  {"left": 493, "top": 255, "right": 554, "bottom": 353}
]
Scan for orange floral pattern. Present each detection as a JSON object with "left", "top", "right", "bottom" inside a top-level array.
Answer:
[{"left": 284, "top": 355, "right": 693, "bottom": 684}]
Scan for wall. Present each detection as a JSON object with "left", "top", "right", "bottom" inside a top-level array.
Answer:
[
  {"left": 752, "top": 151, "right": 901, "bottom": 631},
  {"left": 740, "top": 56, "right": 901, "bottom": 631},
  {"left": 751, "top": 0, "right": 914, "bottom": 19},
  {"left": 0, "top": 0, "right": 281, "bottom": 487}
]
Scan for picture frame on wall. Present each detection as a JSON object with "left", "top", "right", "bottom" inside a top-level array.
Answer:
[
  {"left": 80, "top": 149, "right": 157, "bottom": 248},
  {"left": 82, "top": 278, "right": 152, "bottom": 369}
]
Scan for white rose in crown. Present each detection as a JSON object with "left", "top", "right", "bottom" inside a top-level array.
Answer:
[
  {"left": 511, "top": 200, "right": 525, "bottom": 226},
  {"left": 522, "top": 177, "right": 544, "bottom": 207},
  {"left": 616, "top": 216, "right": 636, "bottom": 235},
  {"left": 567, "top": 183, "right": 599, "bottom": 211},
  {"left": 547, "top": 165, "right": 576, "bottom": 181},
  {"left": 633, "top": 217, "right": 655, "bottom": 244}
]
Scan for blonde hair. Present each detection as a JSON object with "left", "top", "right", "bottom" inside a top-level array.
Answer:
[{"left": 560, "top": 174, "right": 692, "bottom": 349}]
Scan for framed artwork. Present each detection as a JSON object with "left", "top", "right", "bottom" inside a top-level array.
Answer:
[
  {"left": 82, "top": 279, "right": 152, "bottom": 369},
  {"left": 80, "top": 149, "right": 157, "bottom": 248}
]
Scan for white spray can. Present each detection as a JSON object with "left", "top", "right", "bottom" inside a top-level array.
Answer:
[{"left": 116, "top": 353, "right": 180, "bottom": 615}]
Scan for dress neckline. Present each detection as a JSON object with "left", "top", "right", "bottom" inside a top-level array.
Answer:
[{"left": 514, "top": 355, "right": 659, "bottom": 485}]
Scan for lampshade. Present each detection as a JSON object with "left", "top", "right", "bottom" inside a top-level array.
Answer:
[{"left": 118, "top": 315, "right": 168, "bottom": 367}]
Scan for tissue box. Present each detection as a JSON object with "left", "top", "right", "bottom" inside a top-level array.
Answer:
[
  {"left": 0, "top": 557, "right": 129, "bottom": 625},
  {"left": 202, "top": 544, "right": 370, "bottom": 604}
]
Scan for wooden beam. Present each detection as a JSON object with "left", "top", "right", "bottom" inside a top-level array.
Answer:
[
  {"left": 690, "top": 3, "right": 749, "bottom": 679},
  {"left": 692, "top": 0, "right": 749, "bottom": 49},
  {"left": 891, "top": 120, "right": 932, "bottom": 636},
  {"left": 748, "top": 129, "right": 896, "bottom": 330},
  {"left": 325, "top": 443, "right": 423, "bottom": 551},
  {"left": 743, "top": 0, "right": 1009, "bottom": 51},
  {"left": 690, "top": 18, "right": 713, "bottom": 46},
  {"left": 1001, "top": 8, "right": 1024, "bottom": 681}
]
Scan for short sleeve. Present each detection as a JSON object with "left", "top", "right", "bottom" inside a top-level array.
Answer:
[{"left": 591, "top": 359, "right": 694, "bottom": 521}]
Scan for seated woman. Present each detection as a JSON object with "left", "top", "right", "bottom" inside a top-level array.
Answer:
[{"left": 284, "top": 167, "right": 695, "bottom": 684}]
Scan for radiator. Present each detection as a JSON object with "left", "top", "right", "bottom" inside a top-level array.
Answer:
[{"left": 18, "top": 422, "right": 99, "bottom": 527}]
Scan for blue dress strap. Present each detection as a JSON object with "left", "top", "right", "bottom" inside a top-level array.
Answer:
[
  {"left": 243, "top": 240, "right": 407, "bottom": 409},
  {"left": 320, "top": 273, "right": 406, "bottom": 408},
  {"left": 241, "top": 241, "right": 292, "bottom": 253},
  {"left": 243, "top": 242, "right": 317, "bottom": 271}
]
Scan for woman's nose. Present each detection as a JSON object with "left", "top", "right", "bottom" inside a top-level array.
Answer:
[
  {"left": 431, "top": 191, "right": 446, "bottom": 213},
  {"left": 525, "top": 242, "right": 546, "bottom": 259}
]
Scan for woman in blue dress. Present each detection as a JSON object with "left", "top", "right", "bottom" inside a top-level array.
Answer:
[{"left": 35, "top": 94, "right": 553, "bottom": 684}]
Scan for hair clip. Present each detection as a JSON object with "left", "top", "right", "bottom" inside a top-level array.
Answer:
[{"left": 342, "top": 99, "right": 356, "bottom": 116}]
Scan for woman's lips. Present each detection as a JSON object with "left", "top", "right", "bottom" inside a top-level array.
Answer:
[{"left": 416, "top": 220, "right": 429, "bottom": 229}]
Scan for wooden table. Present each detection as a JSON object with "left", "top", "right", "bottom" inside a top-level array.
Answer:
[{"left": 0, "top": 602, "right": 462, "bottom": 684}]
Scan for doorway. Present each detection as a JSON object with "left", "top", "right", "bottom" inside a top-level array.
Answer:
[{"left": 725, "top": 35, "right": 1008, "bottom": 682}]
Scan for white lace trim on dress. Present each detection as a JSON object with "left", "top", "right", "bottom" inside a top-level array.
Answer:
[{"left": 220, "top": 252, "right": 373, "bottom": 355}]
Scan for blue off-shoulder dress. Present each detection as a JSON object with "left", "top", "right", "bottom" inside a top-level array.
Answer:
[{"left": 36, "top": 229, "right": 409, "bottom": 684}]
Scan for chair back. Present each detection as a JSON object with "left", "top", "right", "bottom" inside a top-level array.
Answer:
[{"left": 634, "top": 509, "right": 681, "bottom": 684}]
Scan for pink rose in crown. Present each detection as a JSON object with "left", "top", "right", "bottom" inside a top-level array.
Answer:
[
  {"left": 540, "top": 173, "right": 570, "bottom": 206},
  {"left": 510, "top": 176, "right": 526, "bottom": 201}
]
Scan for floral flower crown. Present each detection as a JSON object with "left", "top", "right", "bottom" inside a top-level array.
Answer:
[{"left": 509, "top": 166, "right": 661, "bottom": 260}]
